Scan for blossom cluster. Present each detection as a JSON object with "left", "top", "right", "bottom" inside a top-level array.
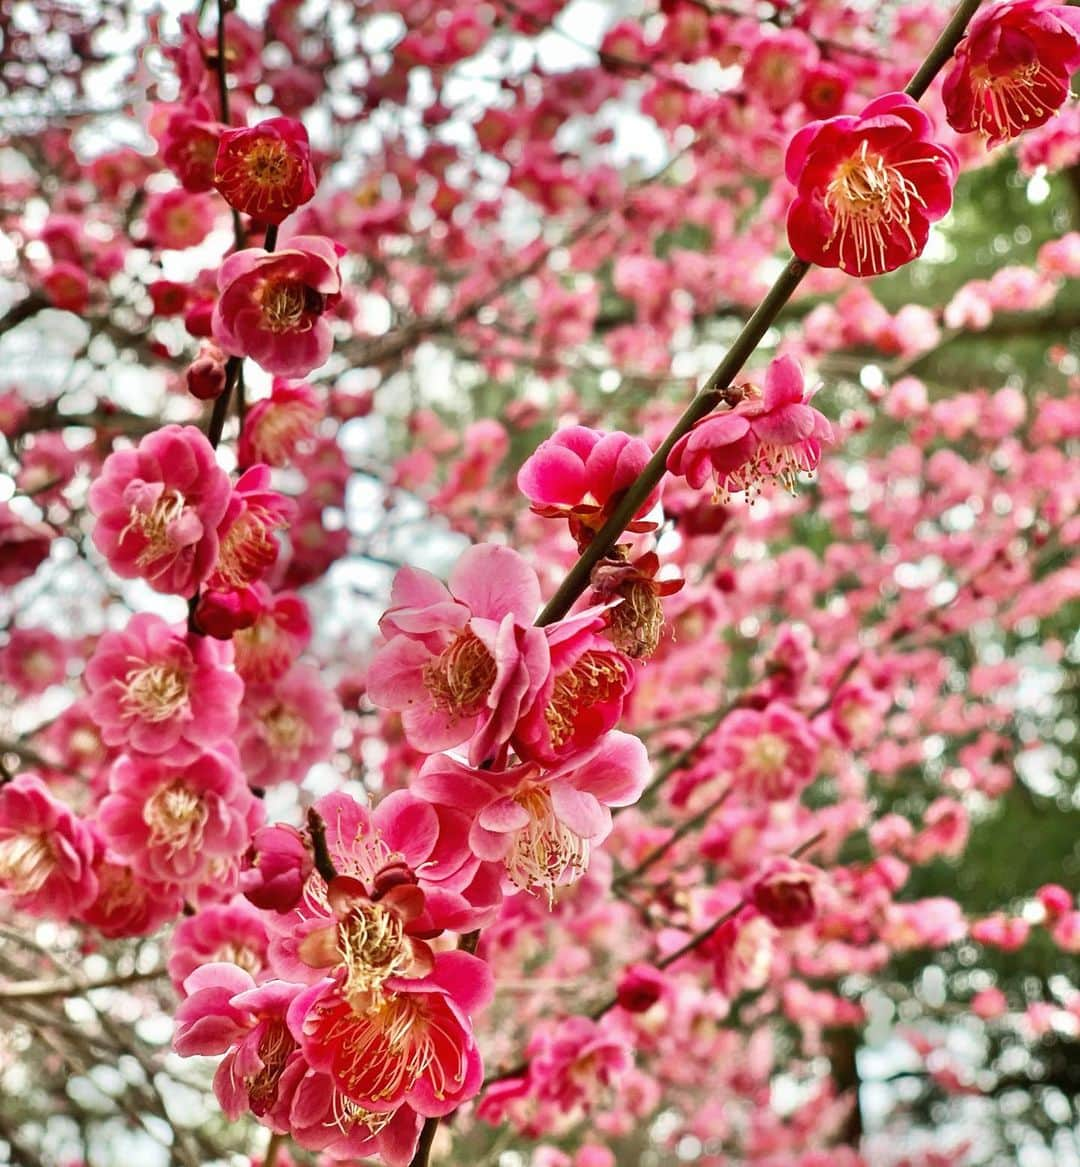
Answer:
[{"left": 2, "top": 0, "right": 1079, "bottom": 1164}]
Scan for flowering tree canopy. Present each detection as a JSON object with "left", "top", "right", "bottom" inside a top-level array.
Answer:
[{"left": 1, "top": 1, "right": 1079, "bottom": 1166}]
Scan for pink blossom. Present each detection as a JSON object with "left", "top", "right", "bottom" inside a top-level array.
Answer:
[
  {"left": 205, "top": 465, "right": 297, "bottom": 594},
  {"left": 97, "top": 747, "right": 263, "bottom": 891},
  {"left": 0, "top": 776, "right": 99, "bottom": 917},
  {"left": 241, "top": 824, "right": 313, "bottom": 912},
  {"left": 174, "top": 962, "right": 303, "bottom": 1121},
  {"left": 366, "top": 544, "right": 548, "bottom": 764},
  {"left": 970, "top": 913, "right": 1030, "bottom": 951},
  {"left": 512, "top": 608, "right": 635, "bottom": 765},
  {"left": 78, "top": 854, "right": 182, "bottom": 939},
  {"left": 667, "top": 356, "right": 832, "bottom": 500},
  {"left": 0, "top": 503, "right": 53, "bottom": 586},
  {"left": 414, "top": 732, "right": 648, "bottom": 901},
  {"left": 144, "top": 188, "right": 217, "bottom": 250},
  {"left": 231, "top": 586, "right": 312, "bottom": 682},
  {"left": 169, "top": 898, "right": 271, "bottom": 992},
  {"left": 84, "top": 613, "right": 244, "bottom": 761},
  {"left": 267, "top": 789, "right": 487, "bottom": 987},
  {"left": 238, "top": 381, "right": 322, "bottom": 468},
  {"left": 526, "top": 1015, "right": 632, "bottom": 1111},
  {"left": 235, "top": 663, "right": 341, "bottom": 787},
  {"left": 88, "top": 424, "right": 232, "bottom": 597},
  {"left": 716, "top": 702, "right": 820, "bottom": 801},
  {"left": 0, "top": 627, "right": 68, "bottom": 696},
  {"left": 211, "top": 235, "right": 345, "bottom": 377},
  {"left": 518, "top": 425, "right": 660, "bottom": 546}
]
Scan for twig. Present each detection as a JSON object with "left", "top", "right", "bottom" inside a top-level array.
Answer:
[{"left": 0, "top": 965, "right": 166, "bottom": 1001}]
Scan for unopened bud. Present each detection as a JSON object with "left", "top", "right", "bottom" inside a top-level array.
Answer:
[{"left": 186, "top": 343, "right": 228, "bottom": 400}]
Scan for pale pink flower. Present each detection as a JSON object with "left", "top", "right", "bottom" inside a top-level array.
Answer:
[
  {"left": 526, "top": 1015, "right": 632, "bottom": 1111},
  {"left": 716, "top": 702, "right": 820, "bottom": 801},
  {"left": 97, "top": 746, "right": 263, "bottom": 890},
  {"left": 971, "top": 913, "right": 1030, "bottom": 951},
  {"left": 882, "top": 898, "right": 967, "bottom": 950},
  {"left": 235, "top": 663, "right": 341, "bottom": 787},
  {"left": 145, "top": 188, "right": 217, "bottom": 250},
  {"left": 667, "top": 356, "right": 832, "bottom": 500},
  {"left": 0, "top": 627, "right": 68, "bottom": 696},
  {"left": 238, "top": 380, "right": 322, "bottom": 468},
  {"left": 287, "top": 949, "right": 492, "bottom": 1117},
  {"left": 169, "top": 898, "right": 272, "bottom": 992},
  {"left": 212, "top": 235, "right": 345, "bottom": 378},
  {"left": 366, "top": 544, "right": 549, "bottom": 765},
  {"left": 84, "top": 613, "right": 244, "bottom": 761},
  {"left": 414, "top": 732, "right": 648, "bottom": 901},
  {"left": 518, "top": 425, "right": 660, "bottom": 546},
  {"left": 88, "top": 424, "right": 232, "bottom": 597},
  {"left": 174, "top": 962, "right": 303, "bottom": 1122},
  {"left": 0, "top": 776, "right": 99, "bottom": 917}
]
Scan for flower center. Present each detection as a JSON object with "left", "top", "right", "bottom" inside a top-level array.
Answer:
[
  {"left": 824, "top": 140, "right": 924, "bottom": 271},
  {"left": 212, "top": 509, "right": 277, "bottom": 590},
  {"left": 121, "top": 662, "right": 190, "bottom": 723},
  {"left": 143, "top": 781, "right": 207, "bottom": 856},
  {"left": 312, "top": 989, "right": 450, "bottom": 1104},
  {"left": 121, "top": 487, "right": 190, "bottom": 568},
  {"left": 507, "top": 785, "right": 589, "bottom": 903},
  {"left": 422, "top": 629, "right": 496, "bottom": 718},
  {"left": 216, "top": 941, "right": 264, "bottom": 976},
  {"left": 259, "top": 278, "right": 324, "bottom": 334},
  {"left": 337, "top": 901, "right": 410, "bottom": 1000},
  {"left": 545, "top": 650, "right": 627, "bottom": 748},
  {"left": 0, "top": 832, "right": 55, "bottom": 894},
  {"left": 262, "top": 703, "right": 311, "bottom": 753},
  {"left": 972, "top": 60, "right": 1052, "bottom": 139},
  {"left": 744, "top": 732, "right": 790, "bottom": 776},
  {"left": 252, "top": 400, "right": 318, "bottom": 463},
  {"left": 244, "top": 140, "right": 298, "bottom": 192}
]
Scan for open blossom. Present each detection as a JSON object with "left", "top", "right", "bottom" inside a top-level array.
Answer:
[
  {"left": 174, "top": 963, "right": 303, "bottom": 1122},
  {"left": 667, "top": 356, "right": 832, "bottom": 501},
  {"left": 513, "top": 608, "right": 635, "bottom": 765},
  {"left": 517, "top": 426, "right": 661, "bottom": 545},
  {"left": 238, "top": 380, "right": 322, "bottom": 468},
  {"left": 942, "top": 0, "right": 1080, "bottom": 148},
  {"left": 88, "top": 424, "right": 232, "bottom": 597},
  {"left": 366, "top": 544, "right": 548, "bottom": 765},
  {"left": 236, "top": 663, "right": 341, "bottom": 787},
  {"left": 211, "top": 235, "right": 344, "bottom": 378},
  {"left": 214, "top": 117, "right": 317, "bottom": 225},
  {"left": 84, "top": 613, "right": 244, "bottom": 761},
  {"left": 231, "top": 586, "right": 312, "bottom": 682},
  {"left": 786, "top": 93, "right": 959, "bottom": 276},
  {"left": 0, "top": 776, "right": 99, "bottom": 918},
  {"left": 717, "top": 702, "right": 820, "bottom": 801},
  {"left": 169, "top": 898, "right": 271, "bottom": 991},
  {"left": 287, "top": 949, "right": 492, "bottom": 1118},
  {"left": 97, "top": 747, "right": 263, "bottom": 891},
  {"left": 154, "top": 99, "right": 223, "bottom": 191},
  {"left": 267, "top": 790, "right": 488, "bottom": 988},
  {"left": 79, "top": 853, "right": 182, "bottom": 939},
  {"left": 414, "top": 732, "right": 649, "bottom": 901},
  {"left": 145, "top": 189, "right": 217, "bottom": 250},
  {"left": 205, "top": 465, "right": 297, "bottom": 594},
  {"left": 0, "top": 627, "right": 68, "bottom": 696},
  {"left": 589, "top": 551, "right": 684, "bottom": 661}
]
